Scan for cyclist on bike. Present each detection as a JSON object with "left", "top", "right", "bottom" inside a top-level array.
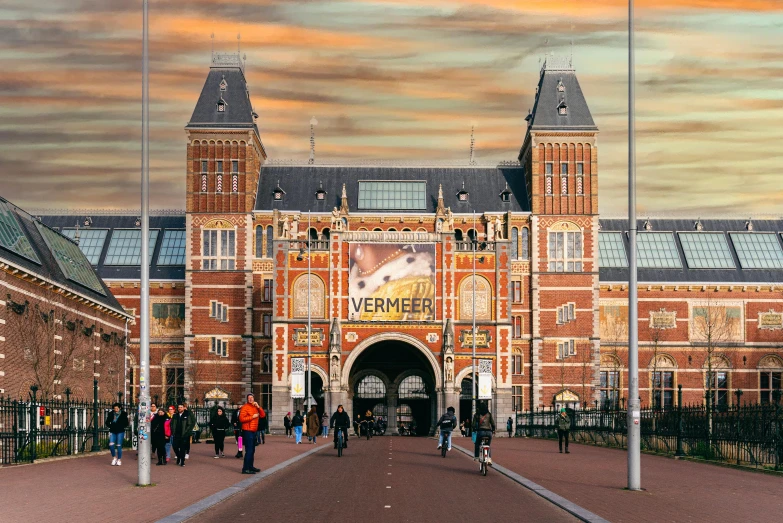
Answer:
[
  {"left": 330, "top": 404, "right": 351, "bottom": 449},
  {"left": 361, "top": 409, "right": 375, "bottom": 437},
  {"left": 436, "top": 406, "right": 457, "bottom": 452},
  {"left": 472, "top": 400, "right": 495, "bottom": 462}
]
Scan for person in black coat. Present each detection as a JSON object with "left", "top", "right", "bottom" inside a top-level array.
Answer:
[
  {"left": 330, "top": 405, "right": 351, "bottom": 449},
  {"left": 210, "top": 407, "right": 231, "bottom": 458},
  {"left": 105, "top": 403, "right": 129, "bottom": 466},
  {"left": 231, "top": 408, "right": 242, "bottom": 459},
  {"left": 151, "top": 410, "right": 168, "bottom": 465}
]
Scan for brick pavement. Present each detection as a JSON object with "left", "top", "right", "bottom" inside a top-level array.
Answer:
[
  {"left": 0, "top": 435, "right": 315, "bottom": 523},
  {"left": 483, "top": 437, "right": 783, "bottom": 523}
]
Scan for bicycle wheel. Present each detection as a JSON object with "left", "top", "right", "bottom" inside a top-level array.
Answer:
[
  {"left": 481, "top": 460, "right": 487, "bottom": 476},
  {"left": 337, "top": 431, "right": 343, "bottom": 457},
  {"left": 441, "top": 443, "right": 447, "bottom": 458}
]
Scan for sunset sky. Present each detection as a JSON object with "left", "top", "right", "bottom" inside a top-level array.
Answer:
[{"left": 1, "top": 0, "right": 782, "bottom": 216}]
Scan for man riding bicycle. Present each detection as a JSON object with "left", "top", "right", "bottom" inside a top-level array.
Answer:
[
  {"left": 472, "top": 400, "right": 495, "bottom": 463},
  {"left": 436, "top": 406, "right": 457, "bottom": 452},
  {"left": 330, "top": 404, "right": 351, "bottom": 449},
  {"left": 361, "top": 409, "right": 375, "bottom": 438}
]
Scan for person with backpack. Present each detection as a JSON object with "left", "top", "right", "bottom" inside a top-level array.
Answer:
[
  {"left": 291, "top": 410, "right": 304, "bottom": 444},
  {"left": 105, "top": 402, "right": 129, "bottom": 467},
  {"left": 471, "top": 401, "right": 496, "bottom": 462},
  {"left": 436, "top": 406, "right": 457, "bottom": 452},
  {"left": 151, "top": 409, "right": 168, "bottom": 466},
  {"left": 284, "top": 412, "right": 292, "bottom": 438},
  {"left": 507, "top": 417, "right": 513, "bottom": 438},
  {"left": 210, "top": 406, "right": 231, "bottom": 458},
  {"left": 557, "top": 408, "right": 571, "bottom": 454}
]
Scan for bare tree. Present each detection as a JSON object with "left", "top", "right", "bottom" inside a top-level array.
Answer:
[
  {"left": 648, "top": 317, "right": 665, "bottom": 410},
  {"left": 601, "top": 305, "right": 628, "bottom": 410},
  {"left": 5, "top": 294, "right": 90, "bottom": 398}
]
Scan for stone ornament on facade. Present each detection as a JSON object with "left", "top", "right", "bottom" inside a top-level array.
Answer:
[
  {"left": 758, "top": 310, "right": 783, "bottom": 330},
  {"left": 426, "top": 332, "right": 439, "bottom": 343},
  {"left": 331, "top": 207, "right": 343, "bottom": 231},
  {"left": 444, "top": 356, "right": 454, "bottom": 383},
  {"left": 649, "top": 309, "right": 676, "bottom": 330},
  {"left": 293, "top": 274, "right": 325, "bottom": 319},
  {"left": 345, "top": 332, "right": 358, "bottom": 343},
  {"left": 459, "top": 275, "right": 491, "bottom": 320}
]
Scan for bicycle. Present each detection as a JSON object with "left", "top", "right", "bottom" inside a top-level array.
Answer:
[
  {"left": 335, "top": 427, "right": 347, "bottom": 457},
  {"left": 441, "top": 434, "right": 448, "bottom": 458},
  {"left": 478, "top": 436, "right": 491, "bottom": 476}
]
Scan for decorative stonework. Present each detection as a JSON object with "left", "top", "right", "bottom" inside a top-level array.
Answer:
[
  {"left": 291, "top": 328, "right": 324, "bottom": 347},
  {"left": 649, "top": 309, "right": 676, "bottom": 330},
  {"left": 345, "top": 332, "right": 358, "bottom": 343},
  {"left": 549, "top": 220, "right": 581, "bottom": 232},
  {"left": 426, "top": 332, "right": 439, "bottom": 343},
  {"left": 459, "top": 329, "right": 492, "bottom": 348},
  {"left": 459, "top": 275, "right": 491, "bottom": 321},
  {"left": 510, "top": 261, "right": 530, "bottom": 274},
  {"left": 292, "top": 274, "right": 325, "bottom": 319},
  {"left": 759, "top": 310, "right": 783, "bottom": 330},
  {"left": 252, "top": 260, "right": 274, "bottom": 272}
]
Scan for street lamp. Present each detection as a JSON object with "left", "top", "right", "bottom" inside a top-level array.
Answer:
[
  {"left": 296, "top": 212, "right": 313, "bottom": 415},
  {"left": 471, "top": 210, "right": 477, "bottom": 421}
]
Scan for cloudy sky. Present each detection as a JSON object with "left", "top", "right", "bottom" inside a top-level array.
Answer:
[{"left": 1, "top": 0, "right": 782, "bottom": 216}]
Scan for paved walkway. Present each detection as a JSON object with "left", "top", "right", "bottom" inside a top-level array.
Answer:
[
  {"left": 0, "top": 435, "right": 314, "bottom": 523},
  {"left": 482, "top": 437, "right": 783, "bottom": 523}
]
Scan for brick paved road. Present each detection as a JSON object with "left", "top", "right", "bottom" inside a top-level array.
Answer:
[
  {"left": 484, "top": 437, "right": 783, "bottom": 523},
  {"left": 0, "top": 435, "right": 313, "bottom": 523},
  {"left": 196, "top": 435, "right": 577, "bottom": 523}
]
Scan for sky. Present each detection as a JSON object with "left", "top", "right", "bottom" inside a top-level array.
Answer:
[{"left": 1, "top": 0, "right": 782, "bottom": 217}]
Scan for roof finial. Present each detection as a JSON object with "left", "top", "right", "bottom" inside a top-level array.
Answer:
[
  {"left": 469, "top": 121, "right": 476, "bottom": 166},
  {"left": 74, "top": 223, "right": 81, "bottom": 246},
  {"left": 211, "top": 33, "right": 215, "bottom": 55},
  {"left": 309, "top": 117, "right": 318, "bottom": 165},
  {"left": 745, "top": 217, "right": 754, "bottom": 231},
  {"left": 237, "top": 33, "right": 241, "bottom": 54}
]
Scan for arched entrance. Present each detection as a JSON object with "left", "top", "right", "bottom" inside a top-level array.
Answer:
[
  {"left": 346, "top": 338, "right": 438, "bottom": 436},
  {"left": 293, "top": 371, "right": 325, "bottom": 417}
]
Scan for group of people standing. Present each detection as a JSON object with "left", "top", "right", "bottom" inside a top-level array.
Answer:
[
  {"left": 149, "top": 402, "right": 196, "bottom": 467},
  {"left": 282, "top": 406, "right": 322, "bottom": 444}
]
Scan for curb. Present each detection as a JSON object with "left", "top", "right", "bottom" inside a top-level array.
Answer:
[
  {"left": 451, "top": 444, "right": 611, "bottom": 523},
  {"left": 156, "top": 443, "right": 328, "bottom": 523}
]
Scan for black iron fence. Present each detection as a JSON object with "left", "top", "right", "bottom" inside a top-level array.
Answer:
[
  {"left": 0, "top": 385, "right": 243, "bottom": 465},
  {"left": 515, "top": 389, "right": 783, "bottom": 470}
]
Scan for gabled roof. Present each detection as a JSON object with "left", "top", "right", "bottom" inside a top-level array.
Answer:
[
  {"left": 186, "top": 55, "right": 257, "bottom": 132},
  {"left": 254, "top": 164, "right": 530, "bottom": 214},
  {"left": 0, "top": 196, "right": 126, "bottom": 315},
  {"left": 38, "top": 214, "right": 186, "bottom": 282},
  {"left": 527, "top": 56, "right": 597, "bottom": 131}
]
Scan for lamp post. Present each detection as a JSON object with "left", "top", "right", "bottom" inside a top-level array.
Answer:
[
  {"left": 471, "top": 211, "right": 477, "bottom": 421},
  {"left": 307, "top": 211, "right": 312, "bottom": 415},
  {"left": 626, "top": 0, "right": 641, "bottom": 491}
]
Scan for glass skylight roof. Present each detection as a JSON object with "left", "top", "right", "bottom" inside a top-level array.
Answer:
[
  {"left": 679, "top": 233, "right": 735, "bottom": 269},
  {"left": 157, "top": 230, "right": 186, "bottom": 265},
  {"left": 598, "top": 232, "right": 628, "bottom": 268},
  {"left": 729, "top": 233, "right": 783, "bottom": 269},
  {"left": 61, "top": 229, "right": 107, "bottom": 265},
  {"left": 35, "top": 223, "right": 105, "bottom": 295},
  {"left": 104, "top": 229, "right": 159, "bottom": 265},
  {"left": 358, "top": 181, "right": 426, "bottom": 210},
  {"left": 637, "top": 232, "right": 682, "bottom": 268},
  {"left": 0, "top": 200, "right": 40, "bottom": 264}
]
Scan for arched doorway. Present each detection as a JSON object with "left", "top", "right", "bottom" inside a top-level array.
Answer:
[
  {"left": 294, "top": 371, "right": 325, "bottom": 417},
  {"left": 347, "top": 338, "right": 438, "bottom": 435},
  {"left": 459, "top": 375, "right": 474, "bottom": 424}
]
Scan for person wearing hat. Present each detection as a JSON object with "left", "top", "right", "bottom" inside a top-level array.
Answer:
[
  {"left": 436, "top": 406, "right": 457, "bottom": 452},
  {"left": 557, "top": 408, "right": 571, "bottom": 454}
]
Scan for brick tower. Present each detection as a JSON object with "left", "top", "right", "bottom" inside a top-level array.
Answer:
[
  {"left": 183, "top": 52, "right": 267, "bottom": 403},
  {"left": 518, "top": 56, "right": 600, "bottom": 409}
]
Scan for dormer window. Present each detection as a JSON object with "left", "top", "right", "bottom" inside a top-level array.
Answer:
[
  {"left": 217, "top": 100, "right": 226, "bottom": 112},
  {"left": 273, "top": 182, "right": 285, "bottom": 201},
  {"left": 219, "top": 77, "right": 228, "bottom": 91},
  {"left": 557, "top": 101, "right": 567, "bottom": 116},
  {"left": 500, "top": 185, "right": 511, "bottom": 203},
  {"left": 458, "top": 190, "right": 469, "bottom": 202},
  {"left": 557, "top": 79, "right": 565, "bottom": 92},
  {"left": 316, "top": 188, "right": 326, "bottom": 201},
  {"left": 274, "top": 190, "right": 283, "bottom": 201}
]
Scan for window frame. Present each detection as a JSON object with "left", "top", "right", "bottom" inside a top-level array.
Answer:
[
  {"left": 511, "top": 351, "right": 523, "bottom": 375},
  {"left": 556, "top": 339, "right": 576, "bottom": 360},
  {"left": 202, "top": 228, "right": 236, "bottom": 270},
  {"left": 262, "top": 314, "right": 272, "bottom": 338},
  {"left": 548, "top": 228, "right": 583, "bottom": 272},
  {"left": 512, "top": 385, "right": 523, "bottom": 411},
  {"left": 263, "top": 279, "right": 273, "bottom": 302},
  {"left": 511, "top": 280, "right": 522, "bottom": 303}
]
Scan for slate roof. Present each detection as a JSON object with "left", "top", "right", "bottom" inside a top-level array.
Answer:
[
  {"left": 38, "top": 214, "right": 186, "bottom": 282},
  {"left": 0, "top": 196, "right": 126, "bottom": 314},
  {"left": 599, "top": 218, "right": 783, "bottom": 284},
  {"left": 254, "top": 165, "right": 530, "bottom": 214},
  {"left": 186, "top": 65, "right": 258, "bottom": 132},
  {"left": 527, "top": 57, "right": 597, "bottom": 131}
]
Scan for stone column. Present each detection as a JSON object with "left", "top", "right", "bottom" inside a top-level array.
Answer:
[{"left": 387, "top": 393, "right": 398, "bottom": 434}]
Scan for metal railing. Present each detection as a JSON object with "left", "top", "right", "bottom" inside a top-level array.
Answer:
[
  {"left": 455, "top": 241, "right": 496, "bottom": 252},
  {"left": 515, "top": 389, "right": 783, "bottom": 470}
]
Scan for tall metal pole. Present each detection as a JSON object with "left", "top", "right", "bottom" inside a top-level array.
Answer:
[
  {"left": 471, "top": 212, "right": 477, "bottom": 420},
  {"left": 306, "top": 212, "right": 312, "bottom": 415},
  {"left": 138, "top": 0, "right": 151, "bottom": 486},
  {"left": 627, "top": 0, "right": 641, "bottom": 491}
]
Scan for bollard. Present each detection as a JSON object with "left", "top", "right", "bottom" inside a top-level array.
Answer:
[
  {"left": 91, "top": 379, "right": 101, "bottom": 452},
  {"left": 30, "top": 385, "right": 38, "bottom": 463}
]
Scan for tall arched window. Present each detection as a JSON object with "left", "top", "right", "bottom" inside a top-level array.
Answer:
[
  {"left": 521, "top": 228, "right": 529, "bottom": 260},
  {"left": 162, "top": 351, "right": 185, "bottom": 405},
  {"left": 511, "top": 227, "right": 519, "bottom": 260},
  {"left": 398, "top": 375, "right": 429, "bottom": 399},
  {"left": 265, "top": 225, "right": 273, "bottom": 257},
  {"left": 459, "top": 275, "right": 491, "bottom": 320},
  {"left": 261, "top": 346, "right": 273, "bottom": 374},
  {"left": 255, "top": 226, "right": 263, "bottom": 258},
  {"left": 356, "top": 375, "right": 386, "bottom": 398},
  {"left": 293, "top": 274, "right": 325, "bottom": 319}
]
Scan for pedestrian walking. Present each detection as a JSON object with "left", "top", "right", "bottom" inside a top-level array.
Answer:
[
  {"left": 256, "top": 406, "right": 268, "bottom": 445},
  {"left": 165, "top": 406, "right": 175, "bottom": 462},
  {"left": 306, "top": 405, "right": 320, "bottom": 444},
  {"left": 292, "top": 410, "right": 304, "bottom": 444},
  {"left": 210, "top": 406, "right": 230, "bottom": 458},
  {"left": 460, "top": 420, "right": 466, "bottom": 437},
  {"left": 105, "top": 402, "right": 129, "bottom": 467},
  {"left": 557, "top": 408, "right": 571, "bottom": 454},
  {"left": 284, "top": 412, "right": 293, "bottom": 438},
  {"left": 231, "top": 408, "right": 243, "bottom": 459},
  {"left": 321, "top": 413, "right": 329, "bottom": 438},
  {"left": 507, "top": 417, "right": 513, "bottom": 438},
  {"left": 239, "top": 394, "right": 264, "bottom": 474},
  {"left": 170, "top": 403, "right": 195, "bottom": 466},
  {"left": 151, "top": 409, "right": 168, "bottom": 466},
  {"left": 182, "top": 402, "right": 194, "bottom": 460},
  {"left": 149, "top": 402, "right": 158, "bottom": 460}
]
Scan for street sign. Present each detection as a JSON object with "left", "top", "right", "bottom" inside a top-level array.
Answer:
[{"left": 291, "top": 357, "right": 305, "bottom": 398}]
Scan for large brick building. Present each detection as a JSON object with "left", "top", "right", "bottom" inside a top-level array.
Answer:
[{"left": 31, "top": 52, "right": 783, "bottom": 434}]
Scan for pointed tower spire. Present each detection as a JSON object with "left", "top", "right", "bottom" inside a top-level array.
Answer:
[
  {"left": 436, "top": 183, "right": 446, "bottom": 215},
  {"left": 309, "top": 117, "right": 318, "bottom": 165},
  {"left": 340, "top": 183, "right": 349, "bottom": 214},
  {"left": 469, "top": 121, "right": 476, "bottom": 165}
]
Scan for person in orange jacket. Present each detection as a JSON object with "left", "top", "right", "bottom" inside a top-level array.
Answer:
[{"left": 238, "top": 394, "right": 265, "bottom": 474}]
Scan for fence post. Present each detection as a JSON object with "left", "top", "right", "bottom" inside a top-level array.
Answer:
[
  {"left": 65, "top": 388, "right": 72, "bottom": 456},
  {"left": 774, "top": 389, "right": 782, "bottom": 471},
  {"left": 675, "top": 384, "right": 685, "bottom": 458},
  {"left": 90, "top": 379, "right": 101, "bottom": 452},
  {"left": 29, "top": 385, "right": 38, "bottom": 463}
]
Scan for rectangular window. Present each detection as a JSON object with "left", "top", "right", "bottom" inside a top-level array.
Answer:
[
  {"left": 104, "top": 229, "right": 159, "bottom": 266},
  {"left": 263, "top": 279, "right": 273, "bottom": 302},
  {"left": 576, "top": 163, "right": 584, "bottom": 175},
  {"left": 545, "top": 163, "right": 553, "bottom": 175},
  {"left": 730, "top": 233, "right": 783, "bottom": 269},
  {"left": 705, "top": 371, "right": 729, "bottom": 408},
  {"left": 512, "top": 353, "right": 523, "bottom": 375},
  {"left": 512, "top": 386, "right": 523, "bottom": 411},
  {"left": 512, "top": 316, "right": 522, "bottom": 338},
  {"left": 262, "top": 314, "right": 272, "bottom": 337},
  {"left": 202, "top": 229, "right": 235, "bottom": 270},
  {"left": 637, "top": 232, "right": 682, "bottom": 269},
  {"left": 598, "top": 232, "right": 628, "bottom": 268},
  {"left": 216, "top": 160, "right": 223, "bottom": 173},
  {"left": 357, "top": 181, "right": 427, "bottom": 210},
  {"left": 260, "top": 383, "right": 273, "bottom": 414},
  {"left": 201, "top": 160, "right": 208, "bottom": 173},
  {"left": 511, "top": 281, "right": 522, "bottom": 303},
  {"left": 679, "top": 233, "right": 735, "bottom": 269},
  {"left": 760, "top": 371, "right": 781, "bottom": 404},
  {"left": 652, "top": 371, "right": 674, "bottom": 410},
  {"left": 157, "top": 229, "right": 186, "bottom": 265},
  {"left": 548, "top": 231, "right": 582, "bottom": 272},
  {"left": 560, "top": 162, "right": 568, "bottom": 175},
  {"left": 210, "top": 337, "right": 228, "bottom": 357},
  {"left": 600, "top": 370, "right": 620, "bottom": 409},
  {"left": 557, "top": 340, "right": 576, "bottom": 359},
  {"left": 60, "top": 228, "right": 108, "bottom": 265},
  {"left": 231, "top": 160, "right": 239, "bottom": 173}
]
